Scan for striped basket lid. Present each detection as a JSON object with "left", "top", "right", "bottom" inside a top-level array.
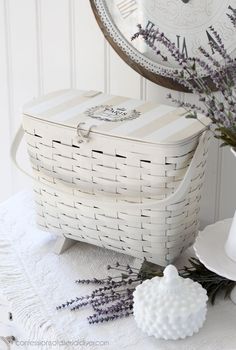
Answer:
[{"left": 23, "top": 89, "right": 209, "bottom": 145}]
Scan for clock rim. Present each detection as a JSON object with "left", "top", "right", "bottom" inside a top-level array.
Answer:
[{"left": 90, "top": 0, "right": 217, "bottom": 93}]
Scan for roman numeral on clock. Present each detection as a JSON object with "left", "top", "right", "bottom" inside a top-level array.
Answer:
[
  {"left": 176, "top": 35, "right": 188, "bottom": 59},
  {"left": 145, "top": 20, "right": 171, "bottom": 45},
  {"left": 117, "top": 0, "right": 137, "bottom": 19},
  {"left": 145, "top": 20, "right": 155, "bottom": 32},
  {"left": 145, "top": 21, "right": 157, "bottom": 45}
]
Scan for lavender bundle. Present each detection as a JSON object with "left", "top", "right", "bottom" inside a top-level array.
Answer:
[
  {"left": 56, "top": 259, "right": 236, "bottom": 324},
  {"left": 132, "top": 7, "right": 236, "bottom": 148},
  {"left": 56, "top": 262, "right": 141, "bottom": 324}
]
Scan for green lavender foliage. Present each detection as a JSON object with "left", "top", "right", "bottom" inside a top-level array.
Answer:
[
  {"left": 180, "top": 258, "right": 236, "bottom": 305},
  {"left": 140, "top": 258, "right": 236, "bottom": 305}
]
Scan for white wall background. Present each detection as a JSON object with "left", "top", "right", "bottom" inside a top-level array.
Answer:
[{"left": 0, "top": 0, "right": 235, "bottom": 227}]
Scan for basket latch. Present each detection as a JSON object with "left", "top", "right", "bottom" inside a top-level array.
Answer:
[{"left": 77, "top": 122, "right": 96, "bottom": 144}]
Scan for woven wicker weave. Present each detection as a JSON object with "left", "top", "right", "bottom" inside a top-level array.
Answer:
[{"left": 12, "top": 90, "right": 210, "bottom": 266}]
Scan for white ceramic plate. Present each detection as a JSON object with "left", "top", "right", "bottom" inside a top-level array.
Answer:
[{"left": 194, "top": 219, "right": 236, "bottom": 281}]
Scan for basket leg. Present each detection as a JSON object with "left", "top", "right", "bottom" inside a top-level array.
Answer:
[{"left": 53, "top": 236, "right": 76, "bottom": 255}]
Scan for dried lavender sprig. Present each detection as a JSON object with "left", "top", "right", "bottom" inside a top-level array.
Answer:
[
  {"left": 88, "top": 311, "right": 133, "bottom": 324},
  {"left": 107, "top": 266, "right": 135, "bottom": 275},
  {"left": 168, "top": 90, "right": 234, "bottom": 132},
  {"left": 198, "top": 46, "right": 220, "bottom": 68},
  {"left": 75, "top": 273, "right": 137, "bottom": 285},
  {"left": 74, "top": 264, "right": 139, "bottom": 286},
  {"left": 208, "top": 26, "right": 234, "bottom": 63},
  {"left": 167, "top": 95, "right": 206, "bottom": 115},
  {"left": 91, "top": 279, "right": 140, "bottom": 298},
  {"left": 70, "top": 291, "right": 126, "bottom": 311},
  {"left": 114, "top": 262, "right": 140, "bottom": 271},
  {"left": 190, "top": 57, "right": 227, "bottom": 91},
  {"left": 56, "top": 296, "right": 91, "bottom": 310},
  {"left": 107, "top": 262, "right": 139, "bottom": 274},
  {"left": 88, "top": 303, "right": 133, "bottom": 321},
  {"left": 57, "top": 279, "right": 136, "bottom": 310},
  {"left": 228, "top": 12, "right": 236, "bottom": 26},
  {"left": 70, "top": 300, "right": 92, "bottom": 311},
  {"left": 93, "top": 297, "right": 134, "bottom": 316},
  {"left": 91, "top": 289, "right": 135, "bottom": 309},
  {"left": 227, "top": 5, "right": 236, "bottom": 26},
  {"left": 56, "top": 286, "right": 117, "bottom": 309},
  {"left": 196, "top": 48, "right": 236, "bottom": 95},
  {"left": 69, "top": 287, "right": 135, "bottom": 312},
  {"left": 57, "top": 293, "right": 117, "bottom": 311},
  {"left": 75, "top": 277, "right": 110, "bottom": 285},
  {"left": 90, "top": 295, "right": 124, "bottom": 309}
]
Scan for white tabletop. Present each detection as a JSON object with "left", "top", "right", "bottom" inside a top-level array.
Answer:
[{"left": 0, "top": 191, "right": 236, "bottom": 350}]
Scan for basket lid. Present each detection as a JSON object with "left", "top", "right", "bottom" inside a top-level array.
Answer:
[{"left": 23, "top": 89, "right": 209, "bottom": 145}]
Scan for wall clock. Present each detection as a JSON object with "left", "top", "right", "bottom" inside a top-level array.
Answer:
[{"left": 90, "top": 0, "right": 236, "bottom": 92}]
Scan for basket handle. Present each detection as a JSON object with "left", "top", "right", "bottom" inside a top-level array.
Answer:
[{"left": 11, "top": 125, "right": 209, "bottom": 209}]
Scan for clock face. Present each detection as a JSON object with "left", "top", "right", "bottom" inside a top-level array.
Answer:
[{"left": 91, "top": 0, "right": 236, "bottom": 90}]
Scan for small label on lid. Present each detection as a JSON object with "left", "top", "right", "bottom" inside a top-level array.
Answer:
[{"left": 85, "top": 104, "right": 141, "bottom": 122}]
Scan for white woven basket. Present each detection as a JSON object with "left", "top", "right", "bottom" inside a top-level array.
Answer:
[{"left": 11, "top": 90, "right": 210, "bottom": 266}]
